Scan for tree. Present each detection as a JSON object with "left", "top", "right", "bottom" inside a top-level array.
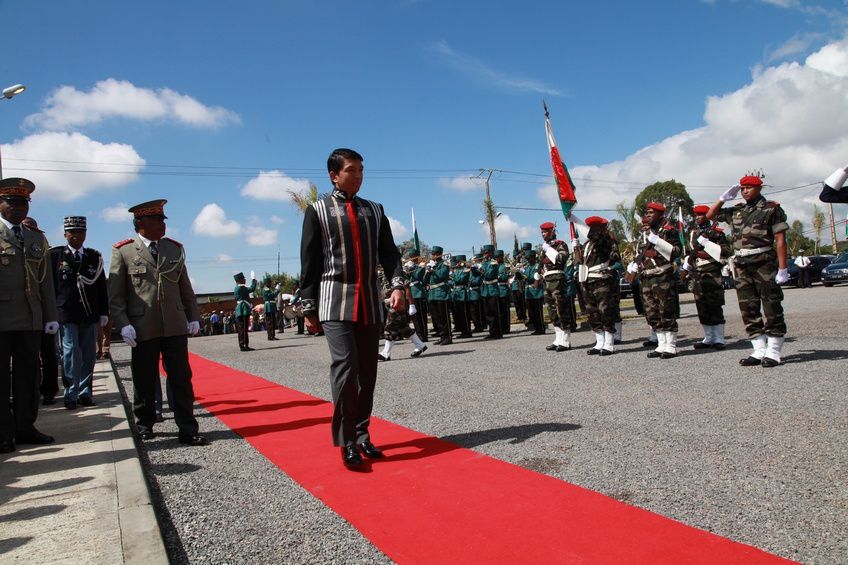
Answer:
[
  {"left": 811, "top": 204, "right": 825, "bottom": 254},
  {"left": 260, "top": 272, "right": 300, "bottom": 294},
  {"left": 397, "top": 238, "right": 431, "bottom": 258},
  {"left": 607, "top": 219, "right": 626, "bottom": 243},
  {"left": 634, "top": 180, "right": 694, "bottom": 223},
  {"left": 615, "top": 202, "right": 640, "bottom": 241},
  {"left": 785, "top": 220, "right": 816, "bottom": 255},
  {"left": 288, "top": 183, "right": 323, "bottom": 214}
]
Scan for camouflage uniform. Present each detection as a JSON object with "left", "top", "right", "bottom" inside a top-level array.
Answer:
[
  {"left": 380, "top": 273, "right": 414, "bottom": 341},
  {"left": 540, "top": 240, "right": 576, "bottom": 349},
  {"left": 685, "top": 223, "right": 731, "bottom": 327},
  {"left": 715, "top": 196, "right": 789, "bottom": 338},
  {"left": 635, "top": 224, "right": 682, "bottom": 333},
  {"left": 408, "top": 262, "right": 428, "bottom": 341},
  {"left": 576, "top": 233, "right": 621, "bottom": 334}
]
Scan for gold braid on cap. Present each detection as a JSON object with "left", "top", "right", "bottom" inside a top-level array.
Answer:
[{"left": 133, "top": 205, "right": 165, "bottom": 218}]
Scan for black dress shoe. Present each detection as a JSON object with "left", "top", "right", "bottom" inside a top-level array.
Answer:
[
  {"left": 0, "top": 440, "right": 15, "bottom": 453},
  {"left": 342, "top": 445, "right": 363, "bottom": 468},
  {"left": 155, "top": 414, "right": 165, "bottom": 423},
  {"left": 739, "top": 356, "right": 761, "bottom": 366},
  {"left": 586, "top": 348, "right": 600, "bottom": 355},
  {"left": 545, "top": 344, "right": 558, "bottom": 351},
  {"left": 483, "top": 335, "right": 502, "bottom": 340},
  {"left": 555, "top": 345, "right": 570, "bottom": 352},
  {"left": 440, "top": 338, "right": 453, "bottom": 345},
  {"left": 599, "top": 349, "right": 614, "bottom": 356},
  {"left": 761, "top": 357, "right": 781, "bottom": 368},
  {"left": 642, "top": 340, "right": 658, "bottom": 348},
  {"left": 410, "top": 345, "right": 427, "bottom": 358},
  {"left": 79, "top": 397, "right": 95, "bottom": 407},
  {"left": 614, "top": 339, "right": 622, "bottom": 345},
  {"left": 712, "top": 343, "right": 726, "bottom": 350},
  {"left": 64, "top": 401, "right": 77, "bottom": 410},
  {"left": 102, "top": 352, "right": 111, "bottom": 359},
  {"left": 358, "top": 441, "right": 384, "bottom": 459},
  {"left": 660, "top": 352, "right": 677, "bottom": 359},
  {"left": 244, "top": 346, "right": 255, "bottom": 351},
  {"left": 377, "top": 353, "right": 390, "bottom": 362},
  {"left": 647, "top": 351, "right": 663, "bottom": 358},
  {"left": 693, "top": 342, "right": 714, "bottom": 349},
  {"left": 16, "top": 430, "right": 55, "bottom": 445},
  {"left": 42, "top": 396, "right": 56, "bottom": 406},
  {"left": 139, "top": 430, "right": 156, "bottom": 440},
  {"left": 178, "top": 434, "right": 209, "bottom": 446}
]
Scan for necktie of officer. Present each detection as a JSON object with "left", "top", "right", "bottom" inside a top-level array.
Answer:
[
  {"left": 149, "top": 241, "right": 158, "bottom": 260},
  {"left": 74, "top": 250, "right": 81, "bottom": 264},
  {"left": 12, "top": 225, "right": 22, "bottom": 245}
]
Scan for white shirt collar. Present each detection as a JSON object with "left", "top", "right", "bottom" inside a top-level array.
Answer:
[
  {"left": 137, "top": 234, "right": 158, "bottom": 247},
  {"left": 67, "top": 245, "right": 83, "bottom": 254},
  {"left": 0, "top": 216, "right": 17, "bottom": 230}
]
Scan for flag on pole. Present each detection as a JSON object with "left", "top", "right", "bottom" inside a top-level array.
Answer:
[
  {"left": 677, "top": 207, "right": 687, "bottom": 250},
  {"left": 544, "top": 102, "right": 577, "bottom": 219},
  {"left": 513, "top": 233, "right": 520, "bottom": 258},
  {"left": 411, "top": 208, "right": 420, "bottom": 255}
]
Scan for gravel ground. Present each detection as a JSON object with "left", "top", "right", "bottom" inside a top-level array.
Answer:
[{"left": 112, "top": 284, "right": 848, "bottom": 564}]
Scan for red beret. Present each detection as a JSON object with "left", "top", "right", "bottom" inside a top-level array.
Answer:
[
  {"left": 585, "top": 216, "right": 608, "bottom": 226},
  {"left": 739, "top": 175, "right": 763, "bottom": 187},
  {"left": 539, "top": 221, "right": 556, "bottom": 230},
  {"left": 646, "top": 202, "right": 666, "bottom": 212},
  {"left": 692, "top": 205, "right": 709, "bottom": 214}
]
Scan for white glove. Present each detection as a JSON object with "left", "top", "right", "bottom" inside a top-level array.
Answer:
[
  {"left": 121, "top": 325, "right": 137, "bottom": 347},
  {"left": 775, "top": 268, "right": 790, "bottom": 285},
  {"left": 680, "top": 261, "right": 691, "bottom": 272},
  {"left": 533, "top": 272, "right": 541, "bottom": 281},
  {"left": 647, "top": 232, "right": 660, "bottom": 245},
  {"left": 719, "top": 184, "right": 741, "bottom": 202},
  {"left": 44, "top": 321, "right": 59, "bottom": 335},
  {"left": 408, "top": 304, "right": 417, "bottom": 316},
  {"left": 541, "top": 241, "right": 551, "bottom": 251},
  {"left": 627, "top": 262, "right": 639, "bottom": 274},
  {"left": 99, "top": 316, "right": 110, "bottom": 327},
  {"left": 426, "top": 260, "right": 436, "bottom": 269},
  {"left": 188, "top": 321, "right": 201, "bottom": 336},
  {"left": 696, "top": 235, "right": 709, "bottom": 247},
  {"left": 275, "top": 283, "right": 281, "bottom": 290},
  {"left": 249, "top": 270, "right": 255, "bottom": 281}
]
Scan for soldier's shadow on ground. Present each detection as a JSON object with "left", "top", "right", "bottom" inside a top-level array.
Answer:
[
  {"left": 375, "top": 422, "right": 581, "bottom": 463},
  {"left": 195, "top": 399, "right": 325, "bottom": 417},
  {"left": 782, "top": 349, "right": 848, "bottom": 363}
]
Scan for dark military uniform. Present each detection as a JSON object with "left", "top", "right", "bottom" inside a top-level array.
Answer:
[
  {"left": 540, "top": 239, "right": 575, "bottom": 350},
  {"left": 685, "top": 221, "right": 732, "bottom": 347},
  {"left": 523, "top": 251, "right": 546, "bottom": 335},
  {"left": 426, "top": 250, "right": 452, "bottom": 345},
  {"left": 575, "top": 226, "right": 621, "bottom": 353},
  {"left": 450, "top": 256, "right": 471, "bottom": 337},
  {"left": 496, "top": 252, "right": 511, "bottom": 334},
  {"left": 408, "top": 259, "right": 429, "bottom": 341},
  {"left": 467, "top": 255, "right": 484, "bottom": 333},
  {"left": 479, "top": 246, "right": 502, "bottom": 339},
  {"left": 263, "top": 287, "right": 280, "bottom": 340},
  {"left": 715, "top": 195, "right": 788, "bottom": 339},
  {"left": 234, "top": 276, "right": 257, "bottom": 350}
]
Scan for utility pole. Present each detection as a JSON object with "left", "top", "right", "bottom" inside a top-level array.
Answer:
[
  {"left": 828, "top": 203, "right": 838, "bottom": 252},
  {"left": 479, "top": 169, "right": 497, "bottom": 249},
  {"left": 277, "top": 250, "right": 280, "bottom": 276}
]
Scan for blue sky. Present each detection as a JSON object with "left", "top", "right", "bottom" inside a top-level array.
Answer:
[{"left": 2, "top": 0, "right": 847, "bottom": 292}]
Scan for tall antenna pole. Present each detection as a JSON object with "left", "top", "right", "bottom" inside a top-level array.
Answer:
[{"left": 828, "top": 203, "right": 838, "bottom": 252}]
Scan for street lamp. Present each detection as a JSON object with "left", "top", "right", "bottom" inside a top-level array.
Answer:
[{"left": 1, "top": 83, "right": 26, "bottom": 179}]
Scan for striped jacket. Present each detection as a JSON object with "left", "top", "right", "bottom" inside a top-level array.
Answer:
[{"left": 300, "top": 189, "right": 404, "bottom": 323}]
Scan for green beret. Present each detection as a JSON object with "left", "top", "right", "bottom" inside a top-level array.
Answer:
[
  {"left": 482, "top": 244, "right": 495, "bottom": 253},
  {"left": 431, "top": 245, "right": 444, "bottom": 254},
  {"left": 525, "top": 249, "right": 536, "bottom": 258},
  {"left": 521, "top": 242, "right": 532, "bottom": 251},
  {"left": 234, "top": 272, "right": 244, "bottom": 281},
  {"left": 495, "top": 249, "right": 504, "bottom": 258}
]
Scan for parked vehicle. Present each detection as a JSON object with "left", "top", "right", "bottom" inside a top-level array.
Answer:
[
  {"left": 821, "top": 252, "right": 848, "bottom": 287},
  {"left": 786, "top": 255, "right": 834, "bottom": 287},
  {"left": 619, "top": 276, "right": 632, "bottom": 298}
]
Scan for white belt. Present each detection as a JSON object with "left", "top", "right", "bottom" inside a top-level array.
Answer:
[
  {"left": 429, "top": 282, "right": 446, "bottom": 288},
  {"left": 736, "top": 246, "right": 771, "bottom": 257},
  {"left": 587, "top": 262, "right": 609, "bottom": 273},
  {"left": 544, "top": 269, "right": 563, "bottom": 275},
  {"left": 642, "top": 263, "right": 673, "bottom": 276},
  {"left": 695, "top": 258, "right": 715, "bottom": 268}
]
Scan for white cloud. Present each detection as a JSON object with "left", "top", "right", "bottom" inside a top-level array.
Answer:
[
  {"left": 192, "top": 204, "right": 242, "bottom": 237},
  {"left": 429, "top": 40, "right": 562, "bottom": 96},
  {"left": 387, "top": 216, "right": 409, "bottom": 238},
  {"left": 241, "top": 170, "right": 311, "bottom": 201},
  {"left": 100, "top": 202, "right": 133, "bottom": 223},
  {"left": 482, "top": 213, "right": 533, "bottom": 247},
  {"left": 766, "top": 33, "right": 824, "bottom": 63},
  {"left": 24, "top": 78, "right": 240, "bottom": 131},
  {"left": 1, "top": 132, "right": 145, "bottom": 201},
  {"left": 544, "top": 37, "right": 848, "bottom": 228},
  {"left": 217, "top": 254, "right": 233, "bottom": 263},
  {"left": 245, "top": 225, "right": 278, "bottom": 246},
  {"left": 270, "top": 215, "right": 284, "bottom": 225},
  {"left": 439, "top": 175, "right": 483, "bottom": 192}
]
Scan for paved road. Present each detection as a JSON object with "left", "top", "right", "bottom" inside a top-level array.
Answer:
[{"left": 111, "top": 284, "right": 847, "bottom": 564}]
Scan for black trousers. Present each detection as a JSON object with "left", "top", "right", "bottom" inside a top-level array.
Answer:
[
  {"left": 322, "top": 321, "right": 381, "bottom": 447},
  {"left": 468, "top": 299, "right": 484, "bottom": 332},
  {"left": 483, "top": 295, "right": 502, "bottom": 338},
  {"left": 798, "top": 268, "right": 811, "bottom": 288},
  {"left": 512, "top": 290, "right": 526, "bottom": 321},
  {"left": 1, "top": 330, "right": 42, "bottom": 441},
  {"left": 411, "top": 297, "right": 428, "bottom": 341},
  {"left": 266, "top": 311, "right": 277, "bottom": 339},
  {"left": 131, "top": 335, "right": 199, "bottom": 436},
  {"left": 296, "top": 316, "right": 305, "bottom": 334},
  {"left": 429, "top": 299, "right": 451, "bottom": 339},
  {"left": 526, "top": 297, "right": 545, "bottom": 333},
  {"left": 499, "top": 294, "right": 511, "bottom": 334},
  {"left": 235, "top": 315, "right": 250, "bottom": 349},
  {"left": 453, "top": 301, "right": 470, "bottom": 336},
  {"left": 39, "top": 332, "right": 61, "bottom": 400}
]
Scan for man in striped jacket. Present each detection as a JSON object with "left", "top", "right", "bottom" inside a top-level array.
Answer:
[{"left": 300, "top": 148, "right": 405, "bottom": 469}]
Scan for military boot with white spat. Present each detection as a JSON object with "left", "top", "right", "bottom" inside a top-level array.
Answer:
[
  {"left": 614, "top": 322, "right": 622, "bottom": 344},
  {"left": 661, "top": 331, "right": 678, "bottom": 359},
  {"left": 693, "top": 325, "right": 714, "bottom": 349},
  {"left": 647, "top": 330, "right": 666, "bottom": 358},
  {"left": 557, "top": 330, "right": 571, "bottom": 352},
  {"left": 587, "top": 332, "right": 604, "bottom": 355},
  {"left": 712, "top": 325, "right": 726, "bottom": 350},
  {"left": 377, "top": 340, "right": 393, "bottom": 362},
  {"left": 546, "top": 328, "right": 561, "bottom": 351},
  {"left": 762, "top": 336, "right": 785, "bottom": 368},
  {"left": 601, "top": 331, "right": 615, "bottom": 356},
  {"left": 740, "top": 335, "right": 768, "bottom": 366},
  {"left": 643, "top": 327, "right": 658, "bottom": 348}
]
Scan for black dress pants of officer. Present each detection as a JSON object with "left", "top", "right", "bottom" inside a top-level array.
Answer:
[
  {"left": 499, "top": 295, "right": 511, "bottom": 334},
  {"left": 1, "top": 331, "right": 45, "bottom": 442},
  {"left": 484, "top": 296, "right": 502, "bottom": 338},
  {"left": 526, "top": 297, "right": 545, "bottom": 334},
  {"left": 266, "top": 311, "right": 277, "bottom": 340},
  {"left": 235, "top": 315, "right": 250, "bottom": 350},
  {"left": 131, "top": 335, "right": 199, "bottom": 437},
  {"left": 411, "top": 297, "right": 428, "bottom": 341},
  {"left": 321, "top": 322, "right": 381, "bottom": 447}
]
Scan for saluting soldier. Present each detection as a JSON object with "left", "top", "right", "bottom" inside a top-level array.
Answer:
[
  {"left": 682, "top": 204, "right": 732, "bottom": 350},
  {"left": 0, "top": 178, "right": 59, "bottom": 452},
  {"left": 108, "top": 199, "right": 206, "bottom": 446},
  {"left": 49, "top": 216, "right": 109, "bottom": 409},
  {"left": 479, "top": 244, "right": 502, "bottom": 339},
  {"left": 233, "top": 272, "right": 257, "bottom": 351},
  {"left": 523, "top": 249, "right": 546, "bottom": 335},
  {"left": 707, "top": 175, "right": 789, "bottom": 367},
  {"left": 539, "top": 222, "right": 575, "bottom": 352},
  {"left": 425, "top": 246, "right": 452, "bottom": 345},
  {"left": 450, "top": 255, "right": 472, "bottom": 338},
  {"left": 263, "top": 282, "right": 281, "bottom": 340},
  {"left": 406, "top": 250, "right": 429, "bottom": 341},
  {"left": 574, "top": 216, "right": 621, "bottom": 356},
  {"left": 628, "top": 202, "right": 682, "bottom": 359},
  {"left": 467, "top": 253, "right": 485, "bottom": 333}
]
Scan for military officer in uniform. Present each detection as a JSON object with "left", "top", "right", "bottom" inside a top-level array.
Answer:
[
  {"left": 628, "top": 203, "right": 682, "bottom": 359},
  {"left": 467, "top": 253, "right": 485, "bottom": 333},
  {"left": 494, "top": 250, "right": 512, "bottom": 335},
  {"left": 479, "top": 244, "right": 502, "bottom": 339},
  {"left": 49, "top": 216, "right": 109, "bottom": 409},
  {"left": 450, "top": 254, "right": 472, "bottom": 338},
  {"left": 707, "top": 175, "right": 790, "bottom": 367},
  {"left": 573, "top": 216, "right": 621, "bottom": 356},
  {"left": 539, "top": 222, "right": 575, "bottom": 352},
  {"left": 263, "top": 282, "right": 281, "bottom": 340},
  {"left": 510, "top": 244, "right": 529, "bottom": 324},
  {"left": 523, "top": 249, "right": 546, "bottom": 335},
  {"left": 0, "top": 178, "right": 59, "bottom": 452},
  {"left": 681, "top": 205, "right": 732, "bottom": 350},
  {"left": 425, "top": 246, "right": 452, "bottom": 345},
  {"left": 108, "top": 199, "right": 206, "bottom": 445},
  {"left": 406, "top": 250, "right": 429, "bottom": 341},
  {"left": 233, "top": 272, "right": 258, "bottom": 351}
]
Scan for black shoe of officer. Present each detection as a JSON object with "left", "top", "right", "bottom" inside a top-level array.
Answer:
[
  {"left": 358, "top": 441, "right": 383, "bottom": 459},
  {"left": 739, "top": 356, "right": 761, "bottom": 366},
  {"left": 16, "top": 429, "right": 55, "bottom": 445},
  {"left": 586, "top": 348, "right": 601, "bottom": 355},
  {"left": 660, "top": 352, "right": 677, "bottom": 359},
  {"left": 646, "top": 350, "right": 663, "bottom": 358},
  {"left": 761, "top": 357, "right": 781, "bottom": 368},
  {"left": 342, "top": 445, "right": 363, "bottom": 468},
  {"left": 545, "top": 344, "right": 558, "bottom": 351}
]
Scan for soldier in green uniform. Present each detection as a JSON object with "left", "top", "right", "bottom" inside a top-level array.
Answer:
[
  {"left": 510, "top": 244, "right": 529, "bottom": 324},
  {"left": 573, "top": 216, "right": 621, "bottom": 356},
  {"left": 523, "top": 250, "right": 546, "bottom": 335},
  {"left": 450, "top": 255, "right": 472, "bottom": 338},
  {"left": 108, "top": 199, "right": 206, "bottom": 445},
  {"left": 479, "top": 244, "right": 502, "bottom": 339},
  {"left": 495, "top": 250, "right": 511, "bottom": 335},
  {"left": 681, "top": 204, "right": 732, "bottom": 350},
  {"left": 628, "top": 202, "right": 682, "bottom": 359},
  {"left": 233, "top": 272, "right": 257, "bottom": 351},
  {"left": 406, "top": 250, "right": 429, "bottom": 341},
  {"left": 0, "top": 178, "right": 59, "bottom": 452},
  {"left": 426, "top": 246, "right": 452, "bottom": 345},
  {"left": 707, "top": 175, "right": 789, "bottom": 367},
  {"left": 539, "top": 222, "right": 575, "bottom": 352},
  {"left": 263, "top": 282, "right": 281, "bottom": 340},
  {"left": 467, "top": 252, "right": 484, "bottom": 333}
]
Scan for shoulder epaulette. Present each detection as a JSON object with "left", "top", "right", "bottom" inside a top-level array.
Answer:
[
  {"left": 113, "top": 239, "right": 134, "bottom": 248},
  {"left": 49, "top": 245, "right": 64, "bottom": 251},
  {"left": 163, "top": 236, "right": 183, "bottom": 247},
  {"left": 767, "top": 201, "right": 780, "bottom": 208}
]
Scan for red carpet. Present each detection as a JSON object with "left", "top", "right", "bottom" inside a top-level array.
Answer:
[{"left": 187, "top": 353, "right": 795, "bottom": 564}]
